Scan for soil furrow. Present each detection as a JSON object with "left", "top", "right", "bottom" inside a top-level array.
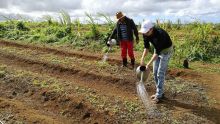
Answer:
[
  {"left": 0, "top": 40, "right": 121, "bottom": 65},
  {"left": 0, "top": 97, "right": 69, "bottom": 124},
  {"left": 0, "top": 74, "right": 118, "bottom": 124},
  {"left": 0, "top": 47, "right": 145, "bottom": 100}
]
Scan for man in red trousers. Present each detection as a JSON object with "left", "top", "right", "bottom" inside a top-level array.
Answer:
[{"left": 109, "top": 11, "right": 139, "bottom": 68}]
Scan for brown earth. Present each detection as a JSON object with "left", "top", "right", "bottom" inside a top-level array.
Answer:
[{"left": 0, "top": 39, "right": 220, "bottom": 124}]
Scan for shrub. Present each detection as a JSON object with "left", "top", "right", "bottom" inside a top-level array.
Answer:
[
  {"left": 6, "top": 31, "right": 19, "bottom": 40},
  {"left": 45, "top": 27, "right": 57, "bottom": 35},
  {"left": 65, "top": 26, "right": 72, "bottom": 34},
  {"left": 0, "top": 24, "right": 6, "bottom": 31},
  {"left": 28, "top": 34, "right": 41, "bottom": 42},
  {"left": 56, "top": 29, "right": 66, "bottom": 38},
  {"left": 16, "top": 21, "right": 29, "bottom": 31},
  {"left": 44, "top": 35, "right": 59, "bottom": 43}
]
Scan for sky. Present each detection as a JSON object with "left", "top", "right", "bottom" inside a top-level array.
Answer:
[{"left": 0, "top": 0, "right": 220, "bottom": 24}]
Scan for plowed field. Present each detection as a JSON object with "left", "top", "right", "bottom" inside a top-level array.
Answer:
[{"left": 0, "top": 40, "right": 219, "bottom": 124}]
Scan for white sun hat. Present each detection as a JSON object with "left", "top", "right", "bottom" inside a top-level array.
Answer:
[{"left": 139, "top": 20, "right": 154, "bottom": 33}]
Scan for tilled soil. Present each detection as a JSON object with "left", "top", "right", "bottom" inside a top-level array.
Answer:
[{"left": 0, "top": 40, "right": 219, "bottom": 124}]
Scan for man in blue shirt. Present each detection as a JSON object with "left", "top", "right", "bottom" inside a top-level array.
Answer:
[{"left": 139, "top": 20, "right": 173, "bottom": 103}]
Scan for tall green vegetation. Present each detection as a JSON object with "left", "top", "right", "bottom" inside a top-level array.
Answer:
[
  {"left": 43, "top": 15, "right": 53, "bottom": 25},
  {"left": 97, "top": 13, "right": 114, "bottom": 29},
  {"left": 171, "top": 21, "right": 220, "bottom": 65},
  {"left": 59, "top": 10, "right": 71, "bottom": 26},
  {"left": 16, "top": 21, "right": 29, "bottom": 31},
  {"left": 97, "top": 13, "right": 115, "bottom": 42},
  {"left": 0, "top": 14, "right": 219, "bottom": 64},
  {"left": 85, "top": 12, "right": 100, "bottom": 40}
]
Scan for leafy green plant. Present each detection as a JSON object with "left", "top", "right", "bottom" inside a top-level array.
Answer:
[
  {"left": 59, "top": 10, "right": 71, "bottom": 26},
  {"left": 124, "top": 101, "right": 139, "bottom": 112},
  {"left": 56, "top": 29, "right": 66, "bottom": 38},
  {"left": 38, "top": 35, "right": 59, "bottom": 43},
  {"left": 172, "top": 22, "right": 220, "bottom": 63},
  {"left": 51, "top": 83, "right": 63, "bottom": 92},
  {"left": 156, "top": 19, "right": 172, "bottom": 30},
  {"left": 0, "top": 24, "right": 6, "bottom": 31},
  {"left": 97, "top": 13, "right": 115, "bottom": 29},
  {"left": 16, "top": 21, "right": 29, "bottom": 31},
  {"left": 28, "top": 34, "right": 41, "bottom": 42},
  {"left": 85, "top": 12, "right": 100, "bottom": 40},
  {"left": 44, "top": 27, "right": 57, "bottom": 35},
  {"left": 172, "top": 19, "right": 181, "bottom": 30},
  {"left": 0, "top": 18, "right": 219, "bottom": 64},
  {"left": 43, "top": 15, "right": 53, "bottom": 25},
  {"left": 0, "top": 71, "right": 6, "bottom": 78},
  {"left": 97, "top": 13, "right": 116, "bottom": 44},
  {"left": 65, "top": 26, "right": 72, "bottom": 34},
  {"left": 6, "top": 30, "right": 19, "bottom": 40}
]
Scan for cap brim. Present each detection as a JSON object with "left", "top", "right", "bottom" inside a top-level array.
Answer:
[{"left": 138, "top": 28, "right": 149, "bottom": 34}]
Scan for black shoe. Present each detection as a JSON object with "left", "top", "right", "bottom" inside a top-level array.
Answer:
[
  {"left": 122, "top": 58, "right": 127, "bottom": 67},
  {"left": 131, "top": 59, "right": 135, "bottom": 68}
]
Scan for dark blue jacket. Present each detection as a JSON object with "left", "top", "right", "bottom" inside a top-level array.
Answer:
[{"left": 109, "top": 16, "right": 139, "bottom": 42}]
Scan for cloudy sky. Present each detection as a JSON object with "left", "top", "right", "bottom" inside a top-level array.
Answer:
[{"left": 0, "top": 0, "right": 220, "bottom": 23}]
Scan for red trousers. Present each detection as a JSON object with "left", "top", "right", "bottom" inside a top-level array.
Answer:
[{"left": 120, "top": 40, "right": 134, "bottom": 59}]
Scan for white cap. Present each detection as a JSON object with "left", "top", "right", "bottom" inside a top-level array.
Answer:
[{"left": 139, "top": 20, "right": 154, "bottom": 33}]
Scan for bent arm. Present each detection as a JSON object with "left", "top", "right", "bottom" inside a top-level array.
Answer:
[
  {"left": 109, "top": 26, "right": 117, "bottom": 40},
  {"left": 140, "top": 48, "right": 149, "bottom": 65},
  {"left": 146, "top": 53, "right": 158, "bottom": 67}
]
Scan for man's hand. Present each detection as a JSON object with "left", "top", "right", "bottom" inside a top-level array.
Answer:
[
  {"left": 107, "top": 39, "right": 112, "bottom": 47},
  {"left": 146, "top": 64, "right": 150, "bottom": 70}
]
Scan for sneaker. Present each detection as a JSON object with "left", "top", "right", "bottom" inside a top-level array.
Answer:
[
  {"left": 151, "top": 94, "right": 156, "bottom": 99},
  {"left": 161, "top": 93, "right": 166, "bottom": 99},
  {"left": 151, "top": 94, "right": 165, "bottom": 99},
  {"left": 151, "top": 97, "right": 160, "bottom": 104}
]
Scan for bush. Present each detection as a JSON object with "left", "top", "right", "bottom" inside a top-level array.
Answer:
[
  {"left": 0, "top": 24, "right": 6, "bottom": 31},
  {"left": 55, "top": 29, "right": 66, "bottom": 38},
  {"left": 84, "top": 28, "right": 100, "bottom": 40},
  {"left": 28, "top": 34, "right": 41, "bottom": 42},
  {"left": 6, "top": 31, "right": 19, "bottom": 40},
  {"left": 43, "top": 35, "right": 59, "bottom": 43},
  {"left": 16, "top": 21, "right": 29, "bottom": 31},
  {"left": 0, "top": 33, "right": 3, "bottom": 38},
  {"left": 65, "top": 26, "right": 72, "bottom": 34},
  {"left": 174, "top": 37, "right": 220, "bottom": 63},
  {"left": 45, "top": 27, "right": 57, "bottom": 35}
]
